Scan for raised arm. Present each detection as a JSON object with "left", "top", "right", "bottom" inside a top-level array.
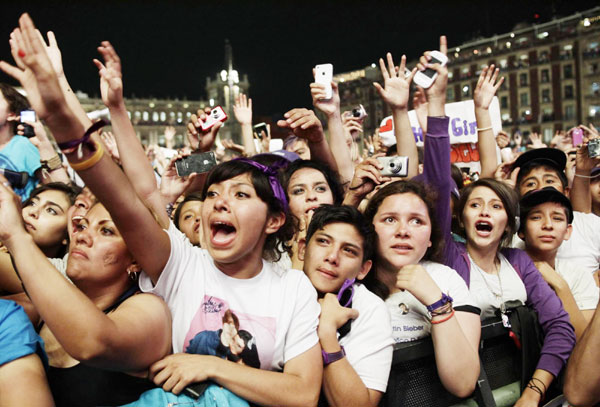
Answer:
[
  {"left": 570, "top": 134, "right": 600, "bottom": 213},
  {"left": 373, "top": 53, "right": 419, "bottom": 178},
  {"left": 0, "top": 181, "right": 171, "bottom": 371},
  {"left": 232, "top": 93, "right": 257, "bottom": 155},
  {"left": 310, "top": 79, "right": 352, "bottom": 181},
  {"left": 473, "top": 65, "right": 504, "bottom": 178},
  {"left": 277, "top": 108, "right": 339, "bottom": 172},
  {"left": 565, "top": 302, "right": 600, "bottom": 406},
  {"left": 0, "top": 13, "right": 171, "bottom": 283},
  {"left": 93, "top": 41, "right": 170, "bottom": 227}
]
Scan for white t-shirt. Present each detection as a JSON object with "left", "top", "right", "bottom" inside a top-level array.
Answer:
[
  {"left": 555, "top": 258, "right": 600, "bottom": 311},
  {"left": 386, "top": 261, "right": 478, "bottom": 343},
  {"left": 513, "top": 211, "right": 600, "bottom": 275},
  {"left": 139, "top": 223, "right": 320, "bottom": 371},
  {"left": 468, "top": 253, "right": 527, "bottom": 319},
  {"left": 339, "top": 284, "right": 393, "bottom": 393},
  {"left": 49, "top": 253, "right": 70, "bottom": 282}
]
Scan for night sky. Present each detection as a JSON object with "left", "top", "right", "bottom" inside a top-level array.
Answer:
[{"left": 0, "top": 0, "right": 597, "bottom": 119}]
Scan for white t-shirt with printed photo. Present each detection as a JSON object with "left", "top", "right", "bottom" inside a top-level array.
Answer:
[
  {"left": 139, "top": 222, "right": 320, "bottom": 371},
  {"left": 339, "top": 284, "right": 394, "bottom": 393},
  {"left": 386, "top": 261, "right": 478, "bottom": 343}
]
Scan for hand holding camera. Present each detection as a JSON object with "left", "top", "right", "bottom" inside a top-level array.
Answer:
[
  {"left": 186, "top": 106, "right": 225, "bottom": 152},
  {"left": 416, "top": 36, "right": 448, "bottom": 115},
  {"left": 310, "top": 68, "right": 340, "bottom": 118},
  {"left": 277, "top": 108, "right": 324, "bottom": 144}
]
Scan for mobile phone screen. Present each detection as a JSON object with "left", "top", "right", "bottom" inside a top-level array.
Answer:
[{"left": 423, "top": 56, "right": 443, "bottom": 79}]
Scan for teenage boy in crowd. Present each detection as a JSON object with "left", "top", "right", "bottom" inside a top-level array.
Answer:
[
  {"left": 519, "top": 187, "right": 599, "bottom": 339},
  {"left": 508, "top": 148, "right": 600, "bottom": 281},
  {"left": 297, "top": 205, "right": 393, "bottom": 407}
]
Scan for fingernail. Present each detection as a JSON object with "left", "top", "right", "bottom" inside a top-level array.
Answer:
[{"left": 18, "top": 49, "right": 25, "bottom": 58}]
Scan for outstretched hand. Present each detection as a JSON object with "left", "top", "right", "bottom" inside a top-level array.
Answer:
[
  {"left": 0, "top": 14, "right": 65, "bottom": 121},
  {"left": 277, "top": 108, "right": 324, "bottom": 143},
  {"left": 373, "top": 53, "right": 416, "bottom": 110},
  {"left": 93, "top": 41, "right": 124, "bottom": 109},
  {"left": 474, "top": 64, "right": 504, "bottom": 110},
  {"left": 160, "top": 153, "right": 198, "bottom": 205},
  {"left": 233, "top": 93, "right": 252, "bottom": 125}
]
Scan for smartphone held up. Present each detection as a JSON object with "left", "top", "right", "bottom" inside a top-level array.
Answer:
[
  {"left": 413, "top": 51, "right": 448, "bottom": 89},
  {"left": 175, "top": 151, "right": 217, "bottom": 177},
  {"left": 315, "top": 63, "right": 333, "bottom": 100}
]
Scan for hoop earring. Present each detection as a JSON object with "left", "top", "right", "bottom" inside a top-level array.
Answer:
[{"left": 127, "top": 269, "right": 138, "bottom": 281}]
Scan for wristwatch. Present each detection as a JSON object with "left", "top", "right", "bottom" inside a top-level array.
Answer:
[
  {"left": 322, "top": 346, "right": 345, "bottom": 366},
  {"left": 426, "top": 293, "right": 453, "bottom": 313}
]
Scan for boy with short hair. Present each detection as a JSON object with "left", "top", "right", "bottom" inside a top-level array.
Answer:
[
  {"left": 519, "top": 187, "right": 599, "bottom": 339},
  {"left": 298, "top": 205, "right": 393, "bottom": 407},
  {"left": 511, "top": 148, "right": 600, "bottom": 278}
]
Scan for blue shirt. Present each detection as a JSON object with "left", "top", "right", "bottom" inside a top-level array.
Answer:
[
  {"left": 0, "top": 299, "right": 47, "bottom": 368},
  {"left": 0, "top": 135, "right": 41, "bottom": 200}
]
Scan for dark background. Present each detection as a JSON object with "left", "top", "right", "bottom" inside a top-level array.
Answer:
[{"left": 0, "top": 0, "right": 597, "bottom": 118}]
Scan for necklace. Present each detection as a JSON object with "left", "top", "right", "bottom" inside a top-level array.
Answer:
[{"left": 469, "top": 254, "right": 506, "bottom": 314}]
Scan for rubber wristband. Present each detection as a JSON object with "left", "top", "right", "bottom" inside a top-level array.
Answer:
[
  {"left": 476, "top": 126, "right": 493, "bottom": 132},
  {"left": 68, "top": 142, "right": 105, "bottom": 171},
  {"left": 430, "top": 310, "right": 455, "bottom": 325}
]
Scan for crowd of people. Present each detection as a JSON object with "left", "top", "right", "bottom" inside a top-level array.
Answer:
[{"left": 0, "top": 13, "right": 599, "bottom": 407}]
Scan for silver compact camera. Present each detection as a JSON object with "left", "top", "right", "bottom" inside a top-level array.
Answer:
[
  {"left": 588, "top": 138, "right": 600, "bottom": 158},
  {"left": 377, "top": 156, "right": 409, "bottom": 177}
]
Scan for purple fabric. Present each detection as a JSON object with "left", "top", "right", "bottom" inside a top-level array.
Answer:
[
  {"left": 421, "top": 116, "right": 575, "bottom": 377},
  {"left": 234, "top": 158, "right": 289, "bottom": 211},
  {"left": 57, "top": 119, "right": 108, "bottom": 152}
]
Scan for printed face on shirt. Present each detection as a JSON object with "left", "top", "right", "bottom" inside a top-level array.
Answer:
[
  {"left": 202, "top": 173, "right": 282, "bottom": 269},
  {"left": 287, "top": 167, "right": 334, "bottom": 220},
  {"left": 518, "top": 166, "right": 565, "bottom": 196},
  {"left": 372, "top": 193, "right": 432, "bottom": 271},
  {"left": 67, "top": 203, "right": 134, "bottom": 285},
  {"left": 177, "top": 200, "right": 202, "bottom": 245},
  {"left": 22, "top": 189, "right": 70, "bottom": 251},
  {"left": 462, "top": 186, "right": 508, "bottom": 252},
  {"left": 301, "top": 222, "right": 371, "bottom": 294},
  {"left": 522, "top": 202, "right": 572, "bottom": 254}
]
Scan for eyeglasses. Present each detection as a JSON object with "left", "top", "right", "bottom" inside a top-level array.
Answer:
[{"left": 337, "top": 278, "right": 355, "bottom": 308}]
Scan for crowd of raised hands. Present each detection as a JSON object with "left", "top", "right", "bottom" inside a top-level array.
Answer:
[{"left": 1, "top": 12, "right": 600, "bottom": 407}]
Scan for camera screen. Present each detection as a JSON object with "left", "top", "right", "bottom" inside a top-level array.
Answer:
[{"left": 20, "top": 110, "right": 36, "bottom": 123}]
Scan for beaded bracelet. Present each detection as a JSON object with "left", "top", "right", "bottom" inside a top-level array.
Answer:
[{"left": 430, "top": 302, "right": 454, "bottom": 317}]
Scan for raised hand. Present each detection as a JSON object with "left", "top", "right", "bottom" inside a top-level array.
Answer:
[
  {"left": 494, "top": 160, "right": 520, "bottom": 189},
  {"left": 100, "top": 131, "right": 120, "bottom": 162},
  {"left": 277, "top": 108, "right": 324, "bottom": 143},
  {"left": 160, "top": 153, "right": 198, "bottom": 205},
  {"left": 233, "top": 93, "right": 252, "bottom": 125},
  {"left": 496, "top": 130, "right": 510, "bottom": 149},
  {"left": 417, "top": 36, "right": 448, "bottom": 103},
  {"left": 0, "top": 177, "right": 28, "bottom": 246},
  {"left": 93, "top": 41, "right": 124, "bottom": 109},
  {"left": 258, "top": 124, "right": 271, "bottom": 153},
  {"left": 529, "top": 132, "right": 547, "bottom": 149},
  {"left": 345, "top": 157, "right": 390, "bottom": 204},
  {"left": 474, "top": 64, "right": 504, "bottom": 110},
  {"left": 186, "top": 107, "right": 221, "bottom": 152},
  {"left": 373, "top": 53, "right": 416, "bottom": 110},
  {"left": 221, "top": 139, "right": 247, "bottom": 155},
  {"left": 0, "top": 14, "right": 65, "bottom": 121},
  {"left": 310, "top": 77, "right": 341, "bottom": 117}
]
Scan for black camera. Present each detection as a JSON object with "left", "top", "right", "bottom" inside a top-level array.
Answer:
[{"left": 0, "top": 168, "right": 28, "bottom": 189}]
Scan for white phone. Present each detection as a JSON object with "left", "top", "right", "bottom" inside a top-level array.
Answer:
[
  {"left": 413, "top": 51, "right": 448, "bottom": 89},
  {"left": 201, "top": 106, "right": 228, "bottom": 131},
  {"left": 315, "top": 63, "right": 333, "bottom": 100}
]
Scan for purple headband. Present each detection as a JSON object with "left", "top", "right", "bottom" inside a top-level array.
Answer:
[{"left": 234, "top": 158, "right": 288, "bottom": 211}]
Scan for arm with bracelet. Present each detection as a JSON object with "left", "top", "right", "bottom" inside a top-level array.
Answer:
[
  {"left": 29, "top": 121, "right": 71, "bottom": 185},
  {"left": 473, "top": 64, "right": 504, "bottom": 179}
]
